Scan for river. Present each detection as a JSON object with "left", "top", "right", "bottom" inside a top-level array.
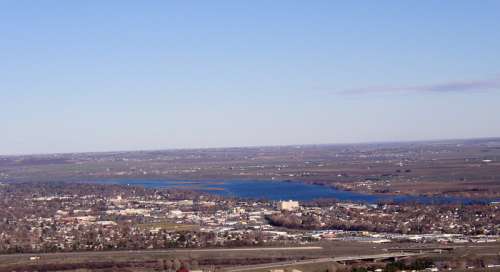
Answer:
[{"left": 90, "top": 179, "right": 494, "bottom": 204}]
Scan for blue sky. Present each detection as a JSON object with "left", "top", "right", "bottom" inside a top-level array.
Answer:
[{"left": 1, "top": 1, "right": 500, "bottom": 155}]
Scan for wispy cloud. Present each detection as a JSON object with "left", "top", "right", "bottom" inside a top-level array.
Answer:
[{"left": 342, "top": 75, "right": 500, "bottom": 95}]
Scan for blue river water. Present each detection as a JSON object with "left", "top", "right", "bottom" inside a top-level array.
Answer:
[{"left": 90, "top": 179, "right": 494, "bottom": 204}]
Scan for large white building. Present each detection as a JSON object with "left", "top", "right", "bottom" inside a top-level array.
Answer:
[{"left": 278, "top": 200, "right": 299, "bottom": 211}]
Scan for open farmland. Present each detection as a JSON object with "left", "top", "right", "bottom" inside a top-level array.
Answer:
[{"left": 1, "top": 138, "right": 499, "bottom": 198}]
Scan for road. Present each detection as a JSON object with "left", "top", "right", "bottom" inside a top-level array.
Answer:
[{"left": 225, "top": 252, "right": 424, "bottom": 272}]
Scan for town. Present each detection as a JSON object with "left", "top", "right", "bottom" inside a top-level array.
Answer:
[{"left": 0, "top": 182, "right": 498, "bottom": 256}]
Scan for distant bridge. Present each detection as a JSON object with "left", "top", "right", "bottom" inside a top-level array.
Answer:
[
  {"left": 385, "top": 246, "right": 455, "bottom": 253},
  {"left": 225, "top": 252, "right": 426, "bottom": 272}
]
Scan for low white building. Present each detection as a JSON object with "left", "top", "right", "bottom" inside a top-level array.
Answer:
[{"left": 168, "top": 209, "right": 184, "bottom": 218}]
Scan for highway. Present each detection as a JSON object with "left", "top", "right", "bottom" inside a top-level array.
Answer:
[
  {"left": 225, "top": 252, "right": 425, "bottom": 272},
  {"left": 0, "top": 246, "right": 323, "bottom": 259}
]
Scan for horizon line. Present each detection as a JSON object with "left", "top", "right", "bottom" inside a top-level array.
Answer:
[{"left": 1, "top": 136, "right": 500, "bottom": 157}]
